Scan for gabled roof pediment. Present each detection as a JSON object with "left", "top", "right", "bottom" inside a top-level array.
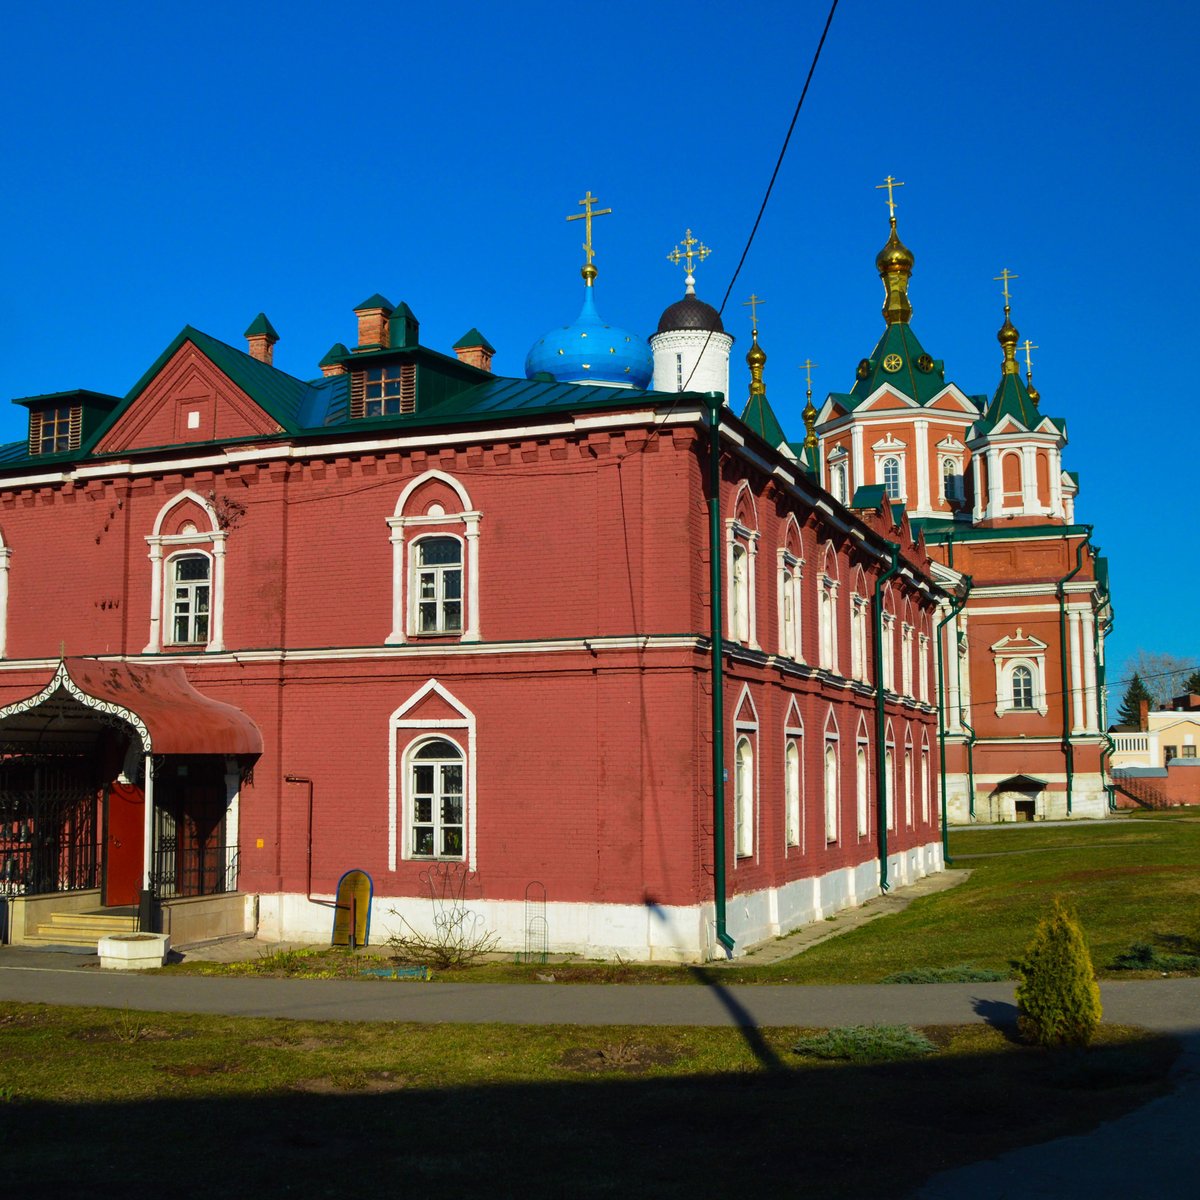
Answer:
[
  {"left": 872, "top": 431, "right": 907, "bottom": 452},
  {"left": 935, "top": 434, "right": 966, "bottom": 452},
  {"left": 926, "top": 385, "right": 980, "bottom": 414},
  {"left": 855, "top": 384, "right": 920, "bottom": 412},
  {"left": 991, "top": 628, "right": 1049, "bottom": 655},
  {"left": 93, "top": 327, "right": 303, "bottom": 454}
]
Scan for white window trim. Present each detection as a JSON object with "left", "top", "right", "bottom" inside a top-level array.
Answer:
[
  {"left": 939, "top": 454, "right": 965, "bottom": 503},
  {"left": 991, "top": 630, "right": 1049, "bottom": 717},
  {"left": 0, "top": 534, "right": 11, "bottom": 659},
  {"left": 408, "top": 532, "right": 466, "bottom": 637},
  {"left": 726, "top": 518, "right": 759, "bottom": 648},
  {"left": 389, "top": 679, "right": 477, "bottom": 870},
  {"left": 403, "top": 735, "right": 467, "bottom": 860},
  {"left": 850, "top": 593, "right": 868, "bottom": 682},
  {"left": 918, "top": 632, "right": 930, "bottom": 703},
  {"left": 733, "top": 685, "right": 759, "bottom": 863},
  {"left": 164, "top": 548, "right": 215, "bottom": 647},
  {"left": 818, "top": 572, "right": 840, "bottom": 673},
  {"left": 823, "top": 738, "right": 839, "bottom": 843},
  {"left": 872, "top": 435, "right": 908, "bottom": 502},
  {"left": 855, "top": 737, "right": 870, "bottom": 838},
  {"left": 884, "top": 735, "right": 896, "bottom": 831},
  {"left": 901, "top": 622, "right": 914, "bottom": 697},
  {"left": 387, "top": 470, "right": 481, "bottom": 644},
  {"left": 903, "top": 737, "right": 914, "bottom": 828},
  {"left": 144, "top": 490, "right": 226, "bottom": 653},
  {"left": 785, "top": 699, "right": 805, "bottom": 855},
  {"left": 881, "top": 612, "right": 896, "bottom": 692},
  {"left": 777, "top": 546, "right": 804, "bottom": 661}
]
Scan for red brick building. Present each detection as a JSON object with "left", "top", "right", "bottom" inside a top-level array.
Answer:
[{"left": 0, "top": 265, "right": 945, "bottom": 959}]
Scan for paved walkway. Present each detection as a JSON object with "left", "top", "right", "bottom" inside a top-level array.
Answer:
[{"left": 2, "top": 945, "right": 1198, "bottom": 1198}]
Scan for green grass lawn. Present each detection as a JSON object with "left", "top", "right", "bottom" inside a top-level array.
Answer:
[
  {"left": 0, "top": 1003, "right": 1178, "bottom": 1199},
  {"left": 171, "top": 813, "right": 1200, "bottom": 987}
]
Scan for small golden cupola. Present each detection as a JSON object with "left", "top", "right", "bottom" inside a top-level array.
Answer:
[
  {"left": 996, "top": 266, "right": 1021, "bottom": 376},
  {"left": 875, "top": 175, "right": 914, "bottom": 325}
]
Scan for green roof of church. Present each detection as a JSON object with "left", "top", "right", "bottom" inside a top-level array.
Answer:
[
  {"left": 848, "top": 323, "right": 949, "bottom": 406},
  {"left": 353, "top": 293, "right": 394, "bottom": 312},
  {"left": 977, "top": 370, "right": 1066, "bottom": 435},
  {"left": 739, "top": 391, "right": 787, "bottom": 448}
]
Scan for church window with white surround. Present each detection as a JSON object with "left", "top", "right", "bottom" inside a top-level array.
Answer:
[
  {"left": 407, "top": 737, "right": 465, "bottom": 858},
  {"left": 734, "top": 736, "right": 754, "bottom": 858},
  {"left": 412, "top": 536, "right": 463, "bottom": 634},
  {"left": 881, "top": 456, "right": 902, "bottom": 500},
  {"left": 168, "top": 553, "right": 212, "bottom": 645}
]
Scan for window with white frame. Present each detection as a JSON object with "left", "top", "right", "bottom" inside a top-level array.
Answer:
[
  {"left": 831, "top": 461, "right": 848, "bottom": 504},
  {"left": 885, "top": 744, "right": 896, "bottom": 830},
  {"left": 881, "top": 456, "right": 902, "bottom": 500},
  {"left": 169, "top": 553, "right": 211, "bottom": 645},
  {"left": 901, "top": 624, "right": 914, "bottom": 697},
  {"left": 856, "top": 742, "right": 869, "bottom": 837},
  {"left": 918, "top": 633, "right": 930, "bottom": 703},
  {"left": 408, "top": 737, "right": 465, "bottom": 858},
  {"left": 144, "top": 492, "right": 226, "bottom": 654},
  {"left": 387, "top": 471, "right": 482, "bottom": 645},
  {"left": 881, "top": 613, "right": 896, "bottom": 692},
  {"left": 1011, "top": 665, "right": 1034, "bottom": 710},
  {"left": 779, "top": 551, "right": 803, "bottom": 660},
  {"left": 412, "top": 536, "right": 463, "bottom": 635},
  {"left": 904, "top": 743, "right": 914, "bottom": 827},
  {"left": 921, "top": 743, "right": 930, "bottom": 823},
  {"left": 818, "top": 572, "right": 839, "bottom": 673},
  {"left": 735, "top": 736, "right": 754, "bottom": 858},
  {"left": 824, "top": 740, "right": 839, "bottom": 842},
  {"left": 941, "top": 456, "right": 964, "bottom": 504},
  {"left": 785, "top": 738, "right": 801, "bottom": 847},
  {"left": 731, "top": 544, "right": 749, "bottom": 643},
  {"left": 850, "top": 593, "right": 868, "bottom": 681}
]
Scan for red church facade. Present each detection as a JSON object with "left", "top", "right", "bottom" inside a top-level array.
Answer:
[{"left": 0, "top": 293, "right": 944, "bottom": 960}]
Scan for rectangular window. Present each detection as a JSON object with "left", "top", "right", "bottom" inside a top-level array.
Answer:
[
  {"left": 170, "top": 555, "right": 211, "bottom": 645},
  {"left": 29, "top": 404, "right": 81, "bottom": 455},
  {"left": 1164, "top": 745, "right": 1178, "bottom": 763},
  {"left": 414, "top": 537, "right": 463, "bottom": 634},
  {"left": 1181, "top": 746, "right": 1196, "bottom": 759},
  {"left": 351, "top": 364, "right": 416, "bottom": 418}
]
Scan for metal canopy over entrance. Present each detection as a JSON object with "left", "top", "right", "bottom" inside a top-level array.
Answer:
[{"left": 0, "top": 659, "right": 261, "bottom": 908}]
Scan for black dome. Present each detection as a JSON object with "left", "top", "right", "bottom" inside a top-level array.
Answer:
[{"left": 656, "top": 295, "right": 724, "bottom": 334}]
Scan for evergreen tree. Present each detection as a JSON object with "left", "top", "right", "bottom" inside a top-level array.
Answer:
[
  {"left": 1014, "top": 898, "right": 1102, "bottom": 1048},
  {"left": 1183, "top": 670, "right": 1200, "bottom": 697},
  {"left": 1116, "top": 672, "right": 1152, "bottom": 726}
]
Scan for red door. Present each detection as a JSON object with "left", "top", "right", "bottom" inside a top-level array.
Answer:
[{"left": 104, "top": 783, "right": 145, "bottom": 907}]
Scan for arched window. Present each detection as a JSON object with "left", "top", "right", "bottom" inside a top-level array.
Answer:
[
  {"left": 921, "top": 742, "right": 931, "bottom": 824},
  {"left": 856, "top": 744, "right": 869, "bottom": 837},
  {"left": 882, "top": 457, "right": 901, "bottom": 500},
  {"left": 904, "top": 744, "right": 914, "bottom": 827},
  {"left": 735, "top": 736, "right": 754, "bottom": 857},
  {"left": 1012, "top": 664, "right": 1034, "bottom": 710},
  {"left": 824, "top": 742, "right": 839, "bottom": 842},
  {"left": 831, "top": 462, "right": 847, "bottom": 504},
  {"left": 409, "top": 737, "right": 465, "bottom": 859},
  {"left": 941, "top": 457, "right": 963, "bottom": 503},
  {"left": 412, "top": 536, "right": 463, "bottom": 634},
  {"left": 785, "top": 739, "right": 801, "bottom": 847},
  {"left": 169, "top": 553, "right": 211, "bottom": 645},
  {"left": 885, "top": 745, "right": 896, "bottom": 830},
  {"left": 731, "top": 543, "right": 750, "bottom": 643}
]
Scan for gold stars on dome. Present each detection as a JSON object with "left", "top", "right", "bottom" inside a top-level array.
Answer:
[
  {"left": 800, "top": 358, "right": 819, "bottom": 450},
  {"left": 874, "top": 175, "right": 914, "bottom": 325},
  {"left": 668, "top": 229, "right": 711, "bottom": 296},
  {"left": 566, "top": 190, "right": 612, "bottom": 286},
  {"left": 994, "top": 267, "right": 1020, "bottom": 375}
]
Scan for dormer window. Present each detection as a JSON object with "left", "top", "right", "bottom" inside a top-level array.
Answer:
[
  {"left": 350, "top": 363, "right": 416, "bottom": 418},
  {"left": 29, "top": 403, "right": 81, "bottom": 455}
]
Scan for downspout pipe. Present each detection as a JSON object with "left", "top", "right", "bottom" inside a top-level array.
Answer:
[
  {"left": 1055, "top": 529, "right": 1092, "bottom": 816},
  {"left": 873, "top": 541, "right": 902, "bottom": 892},
  {"left": 1096, "top": 614, "right": 1118, "bottom": 812},
  {"left": 705, "top": 393, "right": 735, "bottom": 958},
  {"left": 936, "top": 575, "right": 972, "bottom": 865}
]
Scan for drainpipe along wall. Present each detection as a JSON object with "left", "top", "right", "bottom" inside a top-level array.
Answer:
[
  {"left": 1056, "top": 531, "right": 1091, "bottom": 815},
  {"left": 873, "top": 542, "right": 901, "bottom": 892},
  {"left": 705, "top": 394, "right": 735, "bottom": 957},
  {"left": 936, "top": 575, "right": 972, "bottom": 863}
]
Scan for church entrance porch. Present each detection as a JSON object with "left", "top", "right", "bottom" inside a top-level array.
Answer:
[
  {"left": 986, "top": 774, "right": 1048, "bottom": 822},
  {"left": 0, "top": 659, "right": 260, "bottom": 947}
]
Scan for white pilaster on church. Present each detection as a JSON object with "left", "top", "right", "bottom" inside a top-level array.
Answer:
[
  {"left": 945, "top": 609, "right": 962, "bottom": 731},
  {"left": 1081, "top": 609, "right": 1098, "bottom": 731},
  {"left": 915, "top": 418, "right": 930, "bottom": 512},
  {"left": 1021, "top": 445, "right": 1038, "bottom": 512},
  {"left": 1068, "top": 609, "right": 1085, "bottom": 734},
  {"left": 1050, "top": 447, "right": 1064, "bottom": 518},
  {"left": 972, "top": 457, "right": 984, "bottom": 521},
  {"left": 986, "top": 450, "right": 1003, "bottom": 516},
  {"left": 851, "top": 424, "right": 865, "bottom": 492}
]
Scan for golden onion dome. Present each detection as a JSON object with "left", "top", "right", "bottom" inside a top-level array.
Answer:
[
  {"left": 875, "top": 219, "right": 915, "bottom": 275},
  {"left": 998, "top": 308, "right": 1019, "bottom": 374}
]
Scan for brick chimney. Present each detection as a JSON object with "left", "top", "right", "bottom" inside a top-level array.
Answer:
[
  {"left": 244, "top": 313, "right": 279, "bottom": 365},
  {"left": 453, "top": 327, "right": 496, "bottom": 372},
  {"left": 1139, "top": 698, "right": 1150, "bottom": 731},
  {"left": 353, "top": 293, "right": 394, "bottom": 351},
  {"left": 319, "top": 343, "right": 348, "bottom": 377}
]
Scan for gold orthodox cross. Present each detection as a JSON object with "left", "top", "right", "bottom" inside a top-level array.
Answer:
[
  {"left": 668, "top": 228, "right": 711, "bottom": 276},
  {"left": 566, "top": 191, "right": 612, "bottom": 266},
  {"left": 875, "top": 175, "right": 905, "bottom": 219},
  {"left": 800, "top": 358, "right": 819, "bottom": 393},
  {"left": 1021, "top": 339, "right": 1038, "bottom": 375},
  {"left": 994, "top": 268, "right": 1019, "bottom": 305},
  {"left": 743, "top": 293, "right": 764, "bottom": 329}
]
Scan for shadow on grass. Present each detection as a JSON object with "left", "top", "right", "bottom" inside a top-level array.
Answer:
[
  {"left": 972, "top": 996, "right": 1022, "bottom": 1042},
  {"left": 0, "top": 1036, "right": 1179, "bottom": 1199},
  {"left": 686, "top": 965, "right": 785, "bottom": 1070}
]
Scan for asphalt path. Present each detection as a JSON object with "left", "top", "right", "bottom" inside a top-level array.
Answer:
[{"left": 1, "top": 949, "right": 1197, "bottom": 1033}]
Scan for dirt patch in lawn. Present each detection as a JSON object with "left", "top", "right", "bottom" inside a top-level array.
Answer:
[{"left": 558, "top": 1039, "right": 681, "bottom": 1073}]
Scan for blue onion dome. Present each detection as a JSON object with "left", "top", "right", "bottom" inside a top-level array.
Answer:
[{"left": 525, "top": 285, "right": 653, "bottom": 388}]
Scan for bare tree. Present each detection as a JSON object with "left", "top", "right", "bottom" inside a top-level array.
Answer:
[{"left": 1119, "top": 651, "right": 1200, "bottom": 708}]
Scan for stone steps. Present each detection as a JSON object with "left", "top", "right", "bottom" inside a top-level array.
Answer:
[{"left": 29, "top": 910, "right": 139, "bottom": 948}]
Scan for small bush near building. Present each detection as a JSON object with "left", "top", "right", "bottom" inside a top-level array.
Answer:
[{"left": 1013, "top": 898, "right": 1102, "bottom": 1047}]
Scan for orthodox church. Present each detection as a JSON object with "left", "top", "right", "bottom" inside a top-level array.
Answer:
[
  {"left": 808, "top": 184, "right": 1113, "bottom": 823},
  {"left": 0, "top": 192, "right": 948, "bottom": 960}
]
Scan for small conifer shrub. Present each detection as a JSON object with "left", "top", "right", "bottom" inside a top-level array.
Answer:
[{"left": 1013, "top": 897, "right": 1102, "bottom": 1047}]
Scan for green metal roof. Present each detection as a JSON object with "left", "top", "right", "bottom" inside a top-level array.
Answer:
[
  {"left": 243, "top": 313, "right": 279, "bottom": 340},
  {"left": 11, "top": 388, "right": 121, "bottom": 410},
  {"left": 977, "top": 369, "right": 1065, "bottom": 434},
  {"left": 452, "top": 327, "right": 496, "bottom": 353},
  {"left": 847, "top": 323, "right": 949, "bottom": 406},
  {"left": 318, "top": 343, "right": 349, "bottom": 367},
  {"left": 915, "top": 517, "right": 1094, "bottom": 544},
  {"left": 739, "top": 391, "right": 788, "bottom": 448},
  {"left": 851, "top": 484, "right": 886, "bottom": 510},
  {"left": 354, "top": 293, "right": 394, "bottom": 312}
]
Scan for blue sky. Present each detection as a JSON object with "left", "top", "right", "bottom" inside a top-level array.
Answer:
[{"left": 0, "top": 0, "right": 1194, "bottom": 693}]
